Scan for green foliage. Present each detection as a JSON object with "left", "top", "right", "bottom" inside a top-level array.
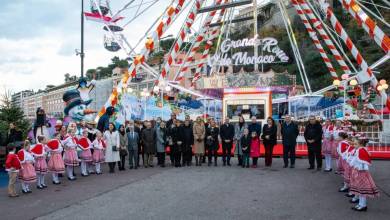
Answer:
[
  {"left": 0, "top": 91, "right": 31, "bottom": 142},
  {"left": 160, "top": 38, "right": 175, "bottom": 51}
]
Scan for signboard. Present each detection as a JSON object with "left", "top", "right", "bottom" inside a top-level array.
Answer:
[
  {"left": 209, "top": 37, "right": 289, "bottom": 66},
  {"left": 201, "top": 69, "right": 294, "bottom": 88}
]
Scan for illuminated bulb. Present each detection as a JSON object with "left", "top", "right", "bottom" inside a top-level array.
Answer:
[
  {"left": 145, "top": 38, "right": 154, "bottom": 50},
  {"left": 349, "top": 79, "right": 358, "bottom": 86},
  {"left": 153, "top": 86, "right": 160, "bottom": 93},
  {"left": 165, "top": 85, "right": 172, "bottom": 92},
  {"left": 382, "top": 84, "right": 388, "bottom": 90},
  {"left": 167, "top": 6, "right": 175, "bottom": 16},
  {"left": 379, "top": 79, "right": 387, "bottom": 85},
  {"left": 377, "top": 85, "right": 383, "bottom": 91},
  {"left": 333, "top": 79, "right": 341, "bottom": 86}
]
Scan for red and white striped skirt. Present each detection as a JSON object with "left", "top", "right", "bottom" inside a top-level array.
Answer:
[
  {"left": 343, "top": 163, "right": 352, "bottom": 185},
  {"left": 337, "top": 157, "right": 344, "bottom": 175},
  {"left": 331, "top": 140, "right": 340, "bottom": 159},
  {"left": 64, "top": 148, "right": 80, "bottom": 167},
  {"left": 322, "top": 139, "right": 333, "bottom": 155},
  {"left": 48, "top": 152, "right": 65, "bottom": 173},
  {"left": 34, "top": 157, "right": 48, "bottom": 175},
  {"left": 80, "top": 149, "right": 92, "bottom": 162},
  {"left": 19, "top": 162, "right": 37, "bottom": 183},
  {"left": 93, "top": 149, "right": 105, "bottom": 164},
  {"left": 350, "top": 169, "right": 380, "bottom": 198}
]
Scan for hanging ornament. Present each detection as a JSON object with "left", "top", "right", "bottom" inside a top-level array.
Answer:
[
  {"left": 134, "top": 55, "right": 145, "bottom": 65},
  {"left": 145, "top": 38, "right": 154, "bottom": 51}
]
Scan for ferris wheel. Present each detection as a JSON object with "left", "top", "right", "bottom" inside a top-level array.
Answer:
[{"left": 84, "top": 0, "right": 390, "bottom": 121}]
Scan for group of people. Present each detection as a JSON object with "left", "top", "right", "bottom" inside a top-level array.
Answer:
[
  {"left": 326, "top": 122, "right": 379, "bottom": 211},
  {"left": 4, "top": 113, "right": 380, "bottom": 212},
  {"left": 4, "top": 113, "right": 280, "bottom": 197}
]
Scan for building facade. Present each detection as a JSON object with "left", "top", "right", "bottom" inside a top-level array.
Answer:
[
  {"left": 23, "top": 92, "right": 44, "bottom": 121},
  {"left": 11, "top": 90, "right": 34, "bottom": 109}
]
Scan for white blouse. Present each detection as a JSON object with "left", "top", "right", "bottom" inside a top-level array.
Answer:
[
  {"left": 93, "top": 139, "right": 105, "bottom": 150},
  {"left": 62, "top": 136, "right": 78, "bottom": 149}
]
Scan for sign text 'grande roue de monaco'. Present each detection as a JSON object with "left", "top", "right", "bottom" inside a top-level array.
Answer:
[{"left": 208, "top": 36, "right": 290, "bottom": 66}]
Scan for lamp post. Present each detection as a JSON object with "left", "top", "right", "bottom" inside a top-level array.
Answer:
[
  {"left": 333, "top": 79, "right": 343, "bottom": 118},
  {"left": 81, "top": 0, "right": 85, "bottom": 78},
  {"left": 378, "top": 79, "right": 389, "bottom": 120},
  {"left": 153, "top": 82, "right": 171, "bottom": 119}
]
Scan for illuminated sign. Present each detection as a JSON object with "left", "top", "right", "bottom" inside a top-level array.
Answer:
[{"left": 209, "top": 37, "right": 289, "bottom": 66}]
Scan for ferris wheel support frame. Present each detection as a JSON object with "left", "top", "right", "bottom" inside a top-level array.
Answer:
[
  {"left": 173, "top": 0, "right": 227, "bottom": 81},
  {"left": 94, "top": 0, "right": 190, "bottom": 120},
  {"left": 296, "top": 0, "right": 352, "bottom": 76},
  {"left": 279, "top": 0, "right": 311, "bottom": 93},
  {"left": 198, "top": 0, "right": 252, "bottom": 13}
]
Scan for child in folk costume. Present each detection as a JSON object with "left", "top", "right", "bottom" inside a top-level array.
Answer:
[
  {"left": 342, "top": 137, "right": 357, "bottom": 198},
  {"left": 5, "top": 145, "right": 21, "bottom": 197},
  {"left": 332, "top": 120, "right": 344, "bottom": 173},
  {"left": 322, "top": 119, "right": 334, "bottom": 172},
  {"left": 62, "top": 128, "right": 80, "bottom": 181},
  {"left": 46, "top": 133, "right": 65, "bottom": 184},
  {"left": 18, "top": 140, "right": 37, "bottom": 194},
  {"left": 349, "top": 136, "right": 379, "bottom": 212},
  {"left": 92, "top": 131, "right": 106, "bottom": 174},
  {"left": 336, "top": 132, "right": 350, "bottom": 192},
  {"left": 78, "top": 129, "right": 93, "bottom": 176},
  {"left": 30, "top": 136, "right": 48, "bottom": 189},
  {"left": 250, "top": 131, "right": 261, "bottom": 168},
  {"left": 240, "top": 128, "right": 251, "bottom": 168}
]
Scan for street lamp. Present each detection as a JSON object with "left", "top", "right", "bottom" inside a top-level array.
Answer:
[{"left": 333, "top": 79, "right": 346, "bottom": 119}]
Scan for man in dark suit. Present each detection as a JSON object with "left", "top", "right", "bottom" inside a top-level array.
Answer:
[
  {"left": 304, "top": 116, "right": 323, "bottom": 170},
  {"left": 248, "top": 116, "right": 262, "bottom": 137},
  {"left": 281, "top": 115, "right": 299, "bottom": 168},
  {"left": 220, "top": 118, "right": 235, "bottom": 166},
  {"left": 127, "top": 124, "right": 139, "bottom": 169}
]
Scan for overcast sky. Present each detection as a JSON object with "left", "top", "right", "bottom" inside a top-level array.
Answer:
[{"left": 0, "top": 0, "right": 195, "bottom": 93}]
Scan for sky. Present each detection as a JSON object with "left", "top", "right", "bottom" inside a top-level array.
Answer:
[{"left": 0, "top": 0, "right": 194, "bottom": 93}]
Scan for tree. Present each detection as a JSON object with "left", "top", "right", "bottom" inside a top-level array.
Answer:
[
  {"left": 0, "top": 89, "right": 31, "bottom": 142},
  {"left": 64, "top": 73, "right": 71, "bottom": 83},
  {"left": 160, "top": 38, "right": 175, "bottom": 51},
  {"left": 86, "top": 69, "right": 96, "bottom": 80}
]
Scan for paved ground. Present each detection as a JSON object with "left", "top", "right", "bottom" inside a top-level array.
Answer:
[{"left": 1, "top": 158, "right": 389, "bottom": 220}]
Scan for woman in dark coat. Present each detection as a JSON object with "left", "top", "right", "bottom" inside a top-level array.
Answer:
[
  {"left": 261, "top": 117, "right": 277, "bottom": 167},
  {"left": 141, "top": 121, "right": 156, "bottom": 168},
  {"left": 206, "top": 120, "right": 219, "bottom": 166}
]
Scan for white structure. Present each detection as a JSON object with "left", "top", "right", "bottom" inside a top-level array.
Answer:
[
  {"left": 23, "top": 92, "right": 44, "bottom": 121},
  {"left": 11, "top": 90, "right": 34, "bottom": 109},
  {"left": 233, "top": 0, "right": 295, "bottom": 29}
]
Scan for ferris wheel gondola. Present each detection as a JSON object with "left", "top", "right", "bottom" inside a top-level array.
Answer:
[
  {"left": 103, "top": 25, "right": 124, "bottom": 32},
  {"left": 104, "top": 35, "right": 121, "bottom": 52},
  {"left": 90, "top": 0, "right": 110, "bottom": 16}
]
